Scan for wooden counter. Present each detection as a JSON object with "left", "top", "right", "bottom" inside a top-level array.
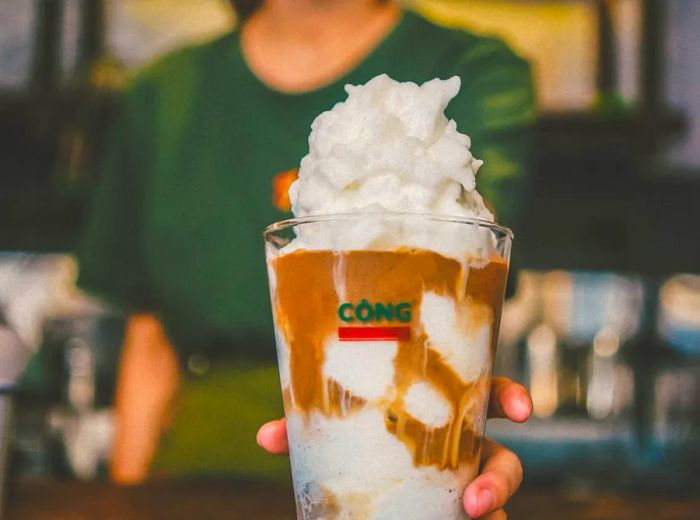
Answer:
[{"left": 6, "top": 479, "right": 700, "bottom": 520}]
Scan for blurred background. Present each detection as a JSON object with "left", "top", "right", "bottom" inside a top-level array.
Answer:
[{"left": 1, "top": 0, "right": 699, "bottom": 518}]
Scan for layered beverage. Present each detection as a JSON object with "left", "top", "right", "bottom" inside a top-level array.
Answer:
[{"left": 265, "top": 76, "right": 513, "bottom": 519}]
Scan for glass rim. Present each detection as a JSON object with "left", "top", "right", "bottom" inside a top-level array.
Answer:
[{"left": 264, "top": 212, "right": 514, "bottom": 240}]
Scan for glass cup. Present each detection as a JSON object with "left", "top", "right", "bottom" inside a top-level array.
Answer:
[{"left": 264, "top": 213, "right": 513, "bottom": 520}]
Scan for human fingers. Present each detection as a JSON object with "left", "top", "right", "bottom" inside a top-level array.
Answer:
[
  {"left": 464, "top": 438, "right": 523, "bottom": 518},
  {"left": 255, "top": 418, "right": 289, "bottom": 454}
]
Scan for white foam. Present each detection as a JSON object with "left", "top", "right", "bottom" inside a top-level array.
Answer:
[
  {"left": 284, "top": 74, "right": 497, "bottom": 258},
  {"left": 371, "top": 469, "right": 474, "bottom": 520},
  {"left": 420, "top": 291, "right": 493, "bottom": 382},
  {"left": 322, "top": 339, "right": 398, "bottom": 402},
  {"left": 287, "top": 409, "right": 476, "bottom": 520},
  {"left": 403, "top": 381, "right": 452, "bottom": 428},
  {"left": 287, "top": 409, "right": 416, "bottom": 509}
]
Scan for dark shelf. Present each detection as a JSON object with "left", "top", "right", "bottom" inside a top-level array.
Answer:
[
  {"left": 520, "top": 170, "right": 700, "bottom": 275},
  {"left": 0, "top": 88, "right": 116, "bottom": 253},
  {"left": 516, "top": 109, "right": 698, "bottom": 275}
]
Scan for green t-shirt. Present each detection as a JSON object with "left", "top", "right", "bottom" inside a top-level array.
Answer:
[{"left": 77, "top": 11, "right": 535, "bottom": 360}]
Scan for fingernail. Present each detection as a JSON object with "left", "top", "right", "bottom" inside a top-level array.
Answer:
[
  {"left": 477, "top": 489, "right": 495, "bottom": 515},
  {"left": 256, "top": 424, "right": 272, "bottom": 446},
  {"left": 516, "top": 394, "right": 531, "bottom": 418}
]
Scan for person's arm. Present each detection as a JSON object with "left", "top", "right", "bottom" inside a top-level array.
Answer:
[
  {"left": 111, "top": 314, "right": 181, "bottom": 484},
  {"left": 75, "top": 75, "right": 181, "bottom": 483}
]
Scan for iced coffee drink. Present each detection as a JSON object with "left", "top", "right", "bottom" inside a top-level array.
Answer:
[{"left": 265, "top": 76, "right": 513, "bottom": 520}]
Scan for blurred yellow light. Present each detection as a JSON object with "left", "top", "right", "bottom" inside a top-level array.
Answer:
[
  {"left": 593, "top": 326, "right": 620, "bottom": 358},
  {"left": 527, "top": 324, "right": 559, "bottom": 418},
  {"left": 413, "top": 0, "right": 598, "bottom": 109}
]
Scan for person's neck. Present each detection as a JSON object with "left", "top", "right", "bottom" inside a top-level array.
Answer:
[
  {"left": 256, "top": 0, "right": 397, "bottom": 42},
  {"left": 241, "top": 1, "right": 401, "bottom": 93}
]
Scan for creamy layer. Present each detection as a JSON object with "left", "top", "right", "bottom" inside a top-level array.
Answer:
[
  {"left": 270, "top": 248, "right": 508, "bottom": 519},
  {"left": 288, "top": 410, "right": 476, "bottom": 520}
]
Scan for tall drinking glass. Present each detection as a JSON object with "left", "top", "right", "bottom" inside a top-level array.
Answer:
[{"left": 264, "top": 213, "right": 513, "bottom": 520}]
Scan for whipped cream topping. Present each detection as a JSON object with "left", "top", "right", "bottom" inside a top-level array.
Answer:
[
  {"left": 290, "top": 74, "right": 492, "bottom": 221},
  {"left": 282, "top": 74, "right": 498, "bottom": 258}
]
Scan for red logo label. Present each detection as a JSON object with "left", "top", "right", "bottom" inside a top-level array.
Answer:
[
  {"left": 337, "top": 300, "right": 412, "bottom": 341},
  {"left": 338, "top": 326, "right": 411, "bottom": 341}
]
